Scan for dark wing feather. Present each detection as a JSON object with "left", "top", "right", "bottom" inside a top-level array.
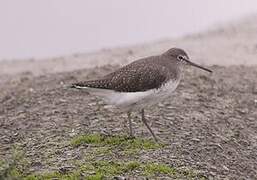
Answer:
[
  {"left": 72, "top": 56, "right": 171, "bottom": 92},
  {"left": 105, "top": 64, "right": 169, "bottom": 92},
  {"left": 71, "top": 79, "right": 112, "bottom": 89}
]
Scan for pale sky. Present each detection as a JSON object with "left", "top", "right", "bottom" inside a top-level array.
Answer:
[{"left": 0, "top": 0, "right": 257, "bottom": 60}]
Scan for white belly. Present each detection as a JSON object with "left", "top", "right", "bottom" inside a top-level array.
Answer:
[{"left": 105, "top": 79, "right": 180, "bottom": 111}]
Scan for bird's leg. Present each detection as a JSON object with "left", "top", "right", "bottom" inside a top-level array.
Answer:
[
  {"left": 127, "top": 111, "right": 134, "bottom": 138},
  {"left": 141, "top": 109, "right": 158, "bottom": 142}
]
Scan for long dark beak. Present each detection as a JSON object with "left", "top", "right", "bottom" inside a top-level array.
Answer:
[{"left": 184, "top": 58, "right": 212, "bottom": 73}]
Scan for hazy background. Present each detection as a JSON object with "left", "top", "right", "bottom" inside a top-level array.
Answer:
[{"left": 1, "top": 0, "right": 257, "bottom": 60}]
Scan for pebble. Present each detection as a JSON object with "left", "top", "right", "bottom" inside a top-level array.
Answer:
[
  {"left": 59, "top": 98, "right": 67, "bottom": 103},
  {"left": 166, "top": 106, "right": 177, "bottom": 110},
  {"left": 223, "top": 165, "right": 229, "bottom": 171},
  {"left": 209, "top": 171, "right": 217, "bottom": 177},
  {"left": 158, "top": 103, "right": 165, "bottom": 108},
  {"left": 191, "top": 138, "right": 201, "bottom": 142},
  {"left": 236, "top": 108, "right": 248, "bottom": 114},
  {"left": 69, "top": 129, "right": 76, "bottom": 137},
  {"left": 103, "top": 105, "right": 113, "bottom": 109}
]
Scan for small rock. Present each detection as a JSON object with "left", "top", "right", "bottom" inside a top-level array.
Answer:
[
  {"left": 236, "top": 108, "right": 248, "bottom": 114},
  {"left": 103, "top": 105, "right": 112, "bottom": 109},
  {"left": 158, "top": 103, "right": 165, "bottom": 108},
  {"left": 3, "top": 137, "right": 11, "bottom": 143},
  {"left": 223, "top": 165, "right": 229, "bottom": 171},
  {"left": 59, "top": 98, "right": 67, "bottom": 103},
  {"left": 191, "top": 138, "right": 200, "bottom": 142},
  {"left": 69, "top": 129, "right": 76, "bottom": 137},
  {"left": 209, "top": 171, "right": 217, "bottom": 177}
]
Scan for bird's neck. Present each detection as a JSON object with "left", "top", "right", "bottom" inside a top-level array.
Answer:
[{"left": 158, "top": 56, "right": 182, "bottom": 81}]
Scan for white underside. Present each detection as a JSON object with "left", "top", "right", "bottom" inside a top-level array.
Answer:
[{"left": 74, "top": 80, "right": 180, "bottom": 112}]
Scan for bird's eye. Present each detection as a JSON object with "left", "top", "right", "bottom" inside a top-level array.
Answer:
[{"left": 177, "top": 55, "right": 184, "bottom": 61}]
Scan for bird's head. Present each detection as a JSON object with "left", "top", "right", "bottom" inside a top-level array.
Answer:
[{"left": 163, "top": 48, "right": 212, "bottom": 73}]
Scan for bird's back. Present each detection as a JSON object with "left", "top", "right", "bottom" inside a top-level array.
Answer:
[{"left": 72, "top": 55, "right": 179, "bottom": 93}]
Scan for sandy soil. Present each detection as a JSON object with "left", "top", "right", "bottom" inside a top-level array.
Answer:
[{"left": 0, "top": 15, "right": 257, "bottom": 179}]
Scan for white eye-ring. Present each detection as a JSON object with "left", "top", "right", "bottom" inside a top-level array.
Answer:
[{"left": 177, "top": 55, "right": 184, "bottom": 61}]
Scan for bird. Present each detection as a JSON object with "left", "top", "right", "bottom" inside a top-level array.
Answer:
[{"left": 70, "top": 48, "right": 212, "bottom": 142}]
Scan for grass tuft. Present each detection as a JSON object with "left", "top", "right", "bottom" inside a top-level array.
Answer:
[
  {"left": 2, "top": 158, "right": 204, "bottom": 179},
  {"left": 144, "top": 163, "right": 176, "bottom": 176},
  {"left": 70, "top": 133, "right": 164, "bottom": 152},
  {"left": 0, "top": 147, "right": 29, "bottom": 180},
  {"left": 86, "top": 173, "right": 103, "bottom": 180},
  {"left": 22, "top": 161, "right": 203, "bottom": 179}
]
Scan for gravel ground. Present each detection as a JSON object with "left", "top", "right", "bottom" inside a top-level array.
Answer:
[{"left": 0, "top": 64, "right": 257, "bottom": 179}]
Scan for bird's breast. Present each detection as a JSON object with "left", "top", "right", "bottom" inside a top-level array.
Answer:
[{"left": 155, "top": 78, "right": 180, "bottom": 99}]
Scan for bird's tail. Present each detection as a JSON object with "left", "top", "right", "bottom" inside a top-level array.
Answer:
[
  {"left": 70, "top": 79, "right": 111, "bottom": 90},
  {"left": 69, "top": 80, "right": 115, "bottom": 99}
]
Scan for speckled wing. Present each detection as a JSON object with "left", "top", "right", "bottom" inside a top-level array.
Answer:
[
  {"left": 72, "top": 59, "right": 171, "bottom": 92},
  {"left": 104, "top": 61, "right": 170, "bottom": 92}
]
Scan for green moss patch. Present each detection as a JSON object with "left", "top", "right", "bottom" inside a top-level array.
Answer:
[
  {"left": 8, "top": 161, "right": 203, "bottom": 180},
  {"left": 0, "top": 147, "right": 30, "bottom": 180},
  {"left": 71, "top": 133, "right": 164, "bottom": 153},
  {"left": 1, "top": 134, "right": 205, "bottom": 179}
]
